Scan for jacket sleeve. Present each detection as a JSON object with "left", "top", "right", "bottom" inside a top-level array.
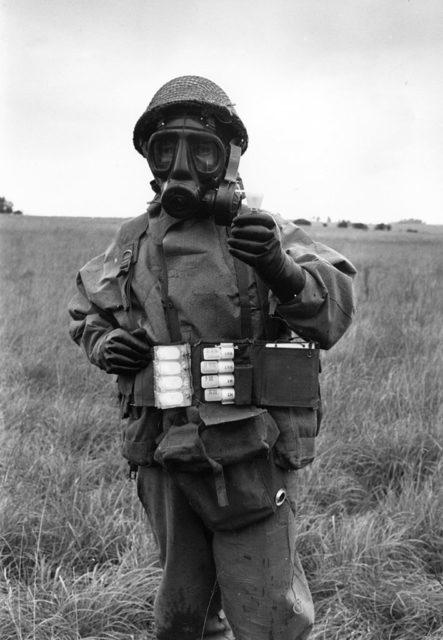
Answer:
[
  {"left": 68, "top": 260, "right": 120, "bottom": 367},
  {"left": 68, "top": 212, "right": 153, "bottom": 366},
  {"left": 271, "top": 218, "right": 357, "bottom": 349},
  {"left": 68, "top": 226, "right": 132, "bottom": 365}
]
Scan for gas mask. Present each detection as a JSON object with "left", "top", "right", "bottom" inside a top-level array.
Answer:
[{"left": 144, "top": 115, "right": 243, "bottom": 225}]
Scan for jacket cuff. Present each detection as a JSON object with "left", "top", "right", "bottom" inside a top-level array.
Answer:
[
  {"left": 270, "top": 269, "right": 327, "bottom": 317},
  {"left": 267, "top": 256, "right": 306, "bottom": 303}
]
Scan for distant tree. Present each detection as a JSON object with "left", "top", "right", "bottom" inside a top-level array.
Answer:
[
  {"left": 293, "top": 218, "right": 312, "bottom": 226},
  {"left": 337, "top": 220, "right": 348, "bottom": 228},
  {"left": 352, "top": 222, "right": 369, "bottom": 230},
  {"left": 375, "top": 223, "right": 391, "bottom": 231},
  {"left": 406, "top": 228, "right": 419, "bottom": 233},
  {"left": 0, "top": 197, "right": 14, "bottom": 214},
  {"left": 0, "top": 196, "right": 23, "bottom": 215},
  {"left": 399, "top": 218, "right": 423, "bottom": 224}
]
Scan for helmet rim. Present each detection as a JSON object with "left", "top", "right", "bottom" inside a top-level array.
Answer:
[{"left": 133, "top": 75, "right": 248, "bottom": 156}]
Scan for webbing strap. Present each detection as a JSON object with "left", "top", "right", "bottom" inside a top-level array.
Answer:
[
  {"left": 158, "top": 244, "right": 182, "bottom": 343},
  {"left": 196, "top": 418, "right": 229, "bottom": 507},
  {"left": 255, "top": 276, "right": 285, "bottom": 340},
  {"left": 233, "top": 258, "right": 253, "bottom": 339},
  {"left": 213, "top": 465, "right": 229, "bottom": 507}
]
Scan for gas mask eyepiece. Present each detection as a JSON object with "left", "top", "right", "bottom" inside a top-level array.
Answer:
[{"left": 149, "top": 131, "right": 226, "bottom": 178}]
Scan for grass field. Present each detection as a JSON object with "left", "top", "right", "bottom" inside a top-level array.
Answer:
[{"left": 1, "top": 214, "right": 442, "bottom": 640}]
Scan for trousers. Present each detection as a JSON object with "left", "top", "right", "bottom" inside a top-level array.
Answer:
[{"left": 137, "top": 464, "right": 314, "bottom": 640}]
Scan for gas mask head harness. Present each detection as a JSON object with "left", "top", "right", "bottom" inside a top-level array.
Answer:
[{"left": 142, "top": 112, "right": 243, "bottom": 224}]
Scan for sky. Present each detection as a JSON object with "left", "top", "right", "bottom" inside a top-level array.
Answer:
[{"left": 1, "top": 0, "right": 443, "bottom": 225}]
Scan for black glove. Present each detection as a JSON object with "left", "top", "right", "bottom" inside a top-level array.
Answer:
[
  {"left": 228, "top": 212, "right": 305, "bottom": 302},
  {"left": 96, "top": 328, "right": 151, "bottom": 375}
]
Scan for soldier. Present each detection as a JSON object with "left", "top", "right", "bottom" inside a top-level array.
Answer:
[{"left": 69, "top": 75, "right": 356, "bottom": 640}]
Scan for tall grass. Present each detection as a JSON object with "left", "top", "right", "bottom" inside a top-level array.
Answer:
[{"left": 1, "top": 215, "right": 442, "bottom": 639}]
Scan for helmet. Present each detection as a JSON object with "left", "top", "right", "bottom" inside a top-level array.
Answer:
[{"left": 133, "top": 75, "right": 248, "bottom": 156}]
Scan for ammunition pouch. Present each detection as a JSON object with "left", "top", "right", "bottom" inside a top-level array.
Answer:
[
  {"left": 118, "top": 339, "right": 320, "bottom": 409},
  {"left": 173, "top": 456, "right": 284, "bottom": 532},
  {"left": 192, "top": 339, "right": 320, "bottom": 408},
  {"left": 153, "top": 409, "right": 283, "bottom": 531}
]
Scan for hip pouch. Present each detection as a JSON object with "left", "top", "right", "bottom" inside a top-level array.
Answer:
[{"left": 153, "top": 408, "right": 284, "bottom": 531}]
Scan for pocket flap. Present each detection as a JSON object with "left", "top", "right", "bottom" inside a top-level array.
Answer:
[
  {"left": 200, "top": 410, "right": 280, "bottom": 465},
  {"left": 154, "top": 422, "right": 207, "bottom": 467},
  {"left": 251, "top": 342, "right": 320, "bottom": 408}
]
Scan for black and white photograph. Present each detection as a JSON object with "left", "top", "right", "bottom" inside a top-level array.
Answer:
[{"left": 1, "top": 1, "right": 442, "bottom": 639}]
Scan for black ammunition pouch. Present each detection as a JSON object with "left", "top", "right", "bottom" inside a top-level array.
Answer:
[
  {"left": 118, "top": 340, "right": 320, "bottom": 409},
  {"left": 173, "top": 455, "right": 284, "bottom": 532},
  {"left": 191, "top": 339, "right": 320, "bottom": 408},
  {"left": 118, "top": 339, "right": 320, "bottom": 410},
  {"left": 153, "top": 408, "right": 284, "bottom": 531}
]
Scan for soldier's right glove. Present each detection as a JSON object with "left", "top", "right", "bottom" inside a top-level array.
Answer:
[{"left": 95, "top": 328, "right": 151, "bottom": 375}]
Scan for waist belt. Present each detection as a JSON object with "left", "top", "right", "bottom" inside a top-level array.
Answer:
[{"left": 149, "top": 339, "right": 320, "bottom": 410}]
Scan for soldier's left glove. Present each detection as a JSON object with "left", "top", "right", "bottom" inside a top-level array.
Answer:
[
  {"left": 95, "top": 327, "right": 151, "bottom": 375},
  {"left": 228, "top": 212, "right": 305, "bottom": 302}
]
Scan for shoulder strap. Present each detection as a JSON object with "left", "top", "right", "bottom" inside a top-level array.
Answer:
[
  {"left": 157, "top": 243, "right": 182, "bottom": 343},
  {"left": 255, "top": 276, "right": 287, "bottom": 340},
  {"left": 232, "top": 257, "right": 285, "bottom": 340},
  {"left": 116, "top": 202, "right": 160, "bottom": 319},
  {"left": 232, "top": 258, "right": 253, "bottom": 339}
]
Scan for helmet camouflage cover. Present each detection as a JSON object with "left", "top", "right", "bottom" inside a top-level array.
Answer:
[{"left": 133, "top": 75, "right": 248, "bottom": 156}]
